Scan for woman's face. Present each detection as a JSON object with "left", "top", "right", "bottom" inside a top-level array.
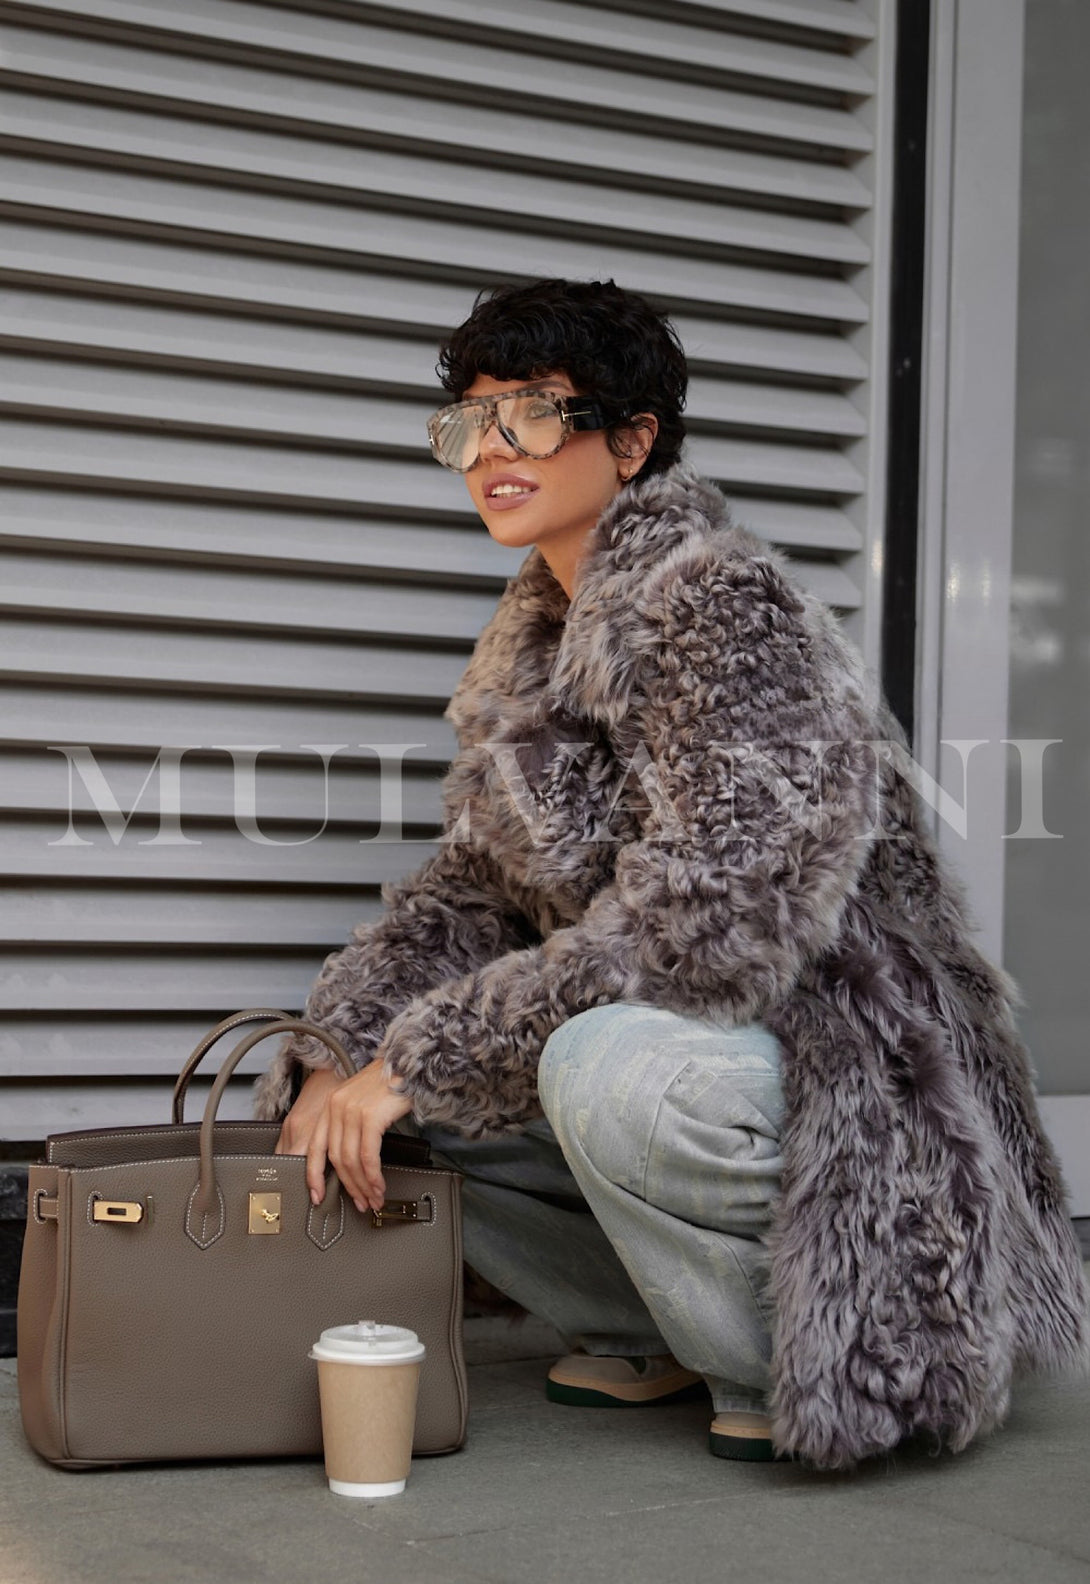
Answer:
[{"left": 461, "top": 371, "right": 641, "bottom": 578}]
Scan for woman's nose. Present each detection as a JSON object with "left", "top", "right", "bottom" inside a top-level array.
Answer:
[{"left": 478, "top": 414, "right": 518, "bottom": 461}]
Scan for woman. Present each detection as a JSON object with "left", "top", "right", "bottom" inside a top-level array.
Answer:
[{"left": 258, "top": 278, "right": 1087, "bottom": 1470}]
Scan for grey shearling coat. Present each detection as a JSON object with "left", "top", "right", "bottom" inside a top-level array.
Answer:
[{"left": 254, "top": 463, "right": 1088, "bottom": 1469}]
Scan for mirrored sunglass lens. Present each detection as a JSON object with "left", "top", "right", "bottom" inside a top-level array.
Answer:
[
  {"left": 499, "top": 393, "right": 564, "bottom": 457},
  {"left": 431, "top": 407, "right": 480, "bottom": 471}
]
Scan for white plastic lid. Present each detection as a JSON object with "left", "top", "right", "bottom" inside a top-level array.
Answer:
[{"left": 309, "top": 1321, "right": 425, "bottom": 1365}]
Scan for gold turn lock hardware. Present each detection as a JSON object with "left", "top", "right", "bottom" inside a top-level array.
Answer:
[
  {"left": 92, "top": 1200, "right": 144, "bottom": 1224},
  {"left": 248, "top": 1192, "right": 281, "bottom": 1234},
  {"left": 370, "top": 1198, "right": 431, "bottom": 1228}
]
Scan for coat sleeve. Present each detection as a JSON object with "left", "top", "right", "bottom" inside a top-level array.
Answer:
[
  {"left": 250, "top": 842, "right": 540, "bottom": 1120},
  {"left": 377, "top": 549, "right": 880, "bottom": 1135}
]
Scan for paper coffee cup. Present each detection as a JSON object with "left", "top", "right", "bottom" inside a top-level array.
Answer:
[{"left": 309, "top": 1322, "right": 426, "bottom": 1497}]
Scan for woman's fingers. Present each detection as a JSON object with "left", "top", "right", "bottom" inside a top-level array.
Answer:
[
  {"left": 327, "top": 1102, "right": 386, "bottom": 1213},
  {"left": 334, "top": 1107, "right": 368, "bottom": 1214},
  {"left": 304, "top": 1108, "right": 331, "bottom": 1205},
  {"left": 275, "top": 1064, "right": 345, "bottom": 1169},
  {"left": 360, "top": 1118, "right": 387, "bottom": 1211},
  {"left": 266, "top": 1063, "right": 403, "bottom": 1213},
  {"left": 322, "top": 1062, "right": 413, "bottom": 1214},
  {"left": 333, "top": 1113, "right": 385, "bottom": 1213},
  {"left": 326, "top": 1103, "right": 346, "bottom": 1202}
]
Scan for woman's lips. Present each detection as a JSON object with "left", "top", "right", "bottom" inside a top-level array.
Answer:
[{"left": 483, "top": 473, "right": 540, "bottom": 511}]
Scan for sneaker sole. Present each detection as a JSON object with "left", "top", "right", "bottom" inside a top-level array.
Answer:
[
  {"left": 547, "top": 1378, "right": 707, "bottom": 1409},
  {"left": 708, "top": 1427, "right": 777, "bottom": 1461}
]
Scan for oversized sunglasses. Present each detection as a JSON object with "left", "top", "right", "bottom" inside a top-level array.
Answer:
[{"left": 426, "top": 387, "right": 612, "bottom": 473}]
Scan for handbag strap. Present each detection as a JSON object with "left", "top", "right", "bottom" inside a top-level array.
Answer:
[
  {"left": 172, "top": 1008, "right": 304, "bottom": 1124},
  {"left": 192, "top": 1018, "right": 356, "bottom": 1219}
]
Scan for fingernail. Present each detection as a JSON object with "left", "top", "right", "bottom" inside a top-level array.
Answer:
[
  {"left": 310, "top": 1188, "right": 321, "bottom": 1205},
  {"left": 354, "top": 1198, "right": 366, "bottom": 1214}
]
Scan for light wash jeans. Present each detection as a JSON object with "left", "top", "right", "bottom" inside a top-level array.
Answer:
[{"left": 415, "top": 1002, "right": 785, "bottom": 1415}]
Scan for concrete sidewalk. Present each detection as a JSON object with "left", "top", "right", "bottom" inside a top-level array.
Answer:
[{"left": 3, "top": 1299, "right": 1089, "bottom": 1584}]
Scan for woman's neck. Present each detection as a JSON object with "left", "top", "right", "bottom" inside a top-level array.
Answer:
[
  {"left": 537, "top": 514, "right": 605, "bottom": 601},
  {"left": 539, "top": 545, "right": 578, "bottom": 601}
]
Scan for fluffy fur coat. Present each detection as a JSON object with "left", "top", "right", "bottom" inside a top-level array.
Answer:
[{"left": 254, "top": 463, "right": 1088, "bottom": 1469}]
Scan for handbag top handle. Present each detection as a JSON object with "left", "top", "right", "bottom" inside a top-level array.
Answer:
[
  {"left": 172, "top": 1008, "right": 349, "bottom": 1124},
  {"left": 191, "top": 1018, "right": 356, "bottom": 1219}
]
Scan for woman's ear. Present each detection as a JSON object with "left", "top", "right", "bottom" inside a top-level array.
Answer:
[{"left": 614, "top": 413, "right": 659, "bottom": 480}]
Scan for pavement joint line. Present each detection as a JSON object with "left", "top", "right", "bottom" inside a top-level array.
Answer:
[{"left": 871, "top": 1490, "right": 1090, "bottom": 1568}]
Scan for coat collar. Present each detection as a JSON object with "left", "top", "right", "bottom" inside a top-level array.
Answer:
[
  {"left": 445, "top": 462, "right": 752, "bottom": 741},
  {"left": 520, "top": 459, "right": 736, "bottom": 616}
]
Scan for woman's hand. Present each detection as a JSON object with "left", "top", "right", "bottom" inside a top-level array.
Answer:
[
  {"left": 274, "top": 1060, "right": 412, "bottom": 1214},
  {"left": 274, "top": 1064, "right": 344, "bottom": 1163}
]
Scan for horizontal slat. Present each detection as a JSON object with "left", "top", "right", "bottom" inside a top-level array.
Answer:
[
  {"left": 0, "top": 345, "right": 865, "bottom": 444},
  {"left": 0, "top": 1012, "right": 356, "bottom": 1076},
  {"left": 0, "top": 25, "right": 873, "bottom": 209},
  {"left": 0, "top": 287, "right": 869, "bottom": 391},
  {"left": 688, "top": 377, "right": 865, "bottom": 439},
  {"left": 0, "top": 285, "right": 437, "bottom": 391},
  {"left": 0, "top": 350, "right": 435, "bottom": 448},
  {"left": 674, "top": 315, "right": 866, "bottom": 383},
  {"left": 0, "top": 422, "right": 863, "bottom": 506},
  {"left": 0, "top": 289, "right": 872, "bottom": 418},
  {"left": 0, "top": 286, "right": 443, "bottom": 388},
  {"left": 0, "top": 686, "right": 460, "bottom": 763},
  {"left": 0, "top": 2, "right": 875, "bottom": 149},
  {"left": 0, "top": 486, "right": 862, "bottom": 564},
  {"left": 730, "top": 497, "right": 863, "bottom": 552},
  {"left": 1, "top": 950, "right": 359, "bottom": 1012},
  {"left": 0, "top": 487, "right": 523, "bottom": 583},
  {"left": 0, "top": 747, "right": 445, "bottom": 829},
  {"left": 0, "top": 219, "right": 489, "bottom": 331},
  {"left": 0, "top": 226, "right": 871, "bottom": 381},
  {"left": 785, "top": 558, "right": 861, "bottom": 610},
  {"left": 0, "top": 506, "right": 861, "bottom": 630},
  {"left": 0, "top": 421, "right": 478, "bottom": 514},
  {"left": 661, "top": 0, "right": 874, "bottom": 38},
  {"left": 1, "top": 1077, "right": 267, "bottom": 1131},
  {"left": 0, "top": 92, "right": 871, "bottom": 267},
  {"left": 0, "top": 158, "right": 871, "bottom": 324},
  {"left": 0, "top": 549, "right": 500, "bottom": 641},
  {"left": 2, "top": 567, "right": 858, "bottom": 712},
  {"left": 685, "top": 435, "right": 863, "bottom": 495},
  {"left": 0, "top": 520, "right": 861, "bottom": 619},
  {"left": 0, "top": 884, "right": 385, "bottom": 945},
  {"left": 277, "top": 0, "right": 876, "bottom": 94},
  {"left": 1, "top": 817, "right": 440, "bottom": 883},
  {"left": 0, "top": 615, "right": 467, "bottom": 703}
]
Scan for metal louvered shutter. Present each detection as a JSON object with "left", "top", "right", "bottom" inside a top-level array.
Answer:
[{"left": 0, "top": 0, "right": 894, "bottom": 1134}]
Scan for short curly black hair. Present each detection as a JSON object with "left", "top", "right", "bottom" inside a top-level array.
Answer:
[{"left": 436, "top": 278, "right": 687, "bottom": 478}]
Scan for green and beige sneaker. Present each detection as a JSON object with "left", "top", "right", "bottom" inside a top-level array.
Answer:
[{"left": 546, "top": 1352, "right": 705, "bottom": 1407}]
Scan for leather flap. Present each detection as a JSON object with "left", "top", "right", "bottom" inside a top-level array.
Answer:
[{"left": 47, "top": 1121, "right": 434, "bottom": 1170}]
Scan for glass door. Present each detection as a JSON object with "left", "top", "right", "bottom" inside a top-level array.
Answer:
[{"left": 1003, "top": 0, "right": 1090, "bottom": 1101}]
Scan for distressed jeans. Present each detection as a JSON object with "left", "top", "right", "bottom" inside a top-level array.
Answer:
[{"left": 415, "top": 1002, "right": 785, "bottom": 1415}]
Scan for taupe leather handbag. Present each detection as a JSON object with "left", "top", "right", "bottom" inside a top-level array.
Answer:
[{"left": 17, "top": 1009, "right": 468, "bottom": 1469}]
